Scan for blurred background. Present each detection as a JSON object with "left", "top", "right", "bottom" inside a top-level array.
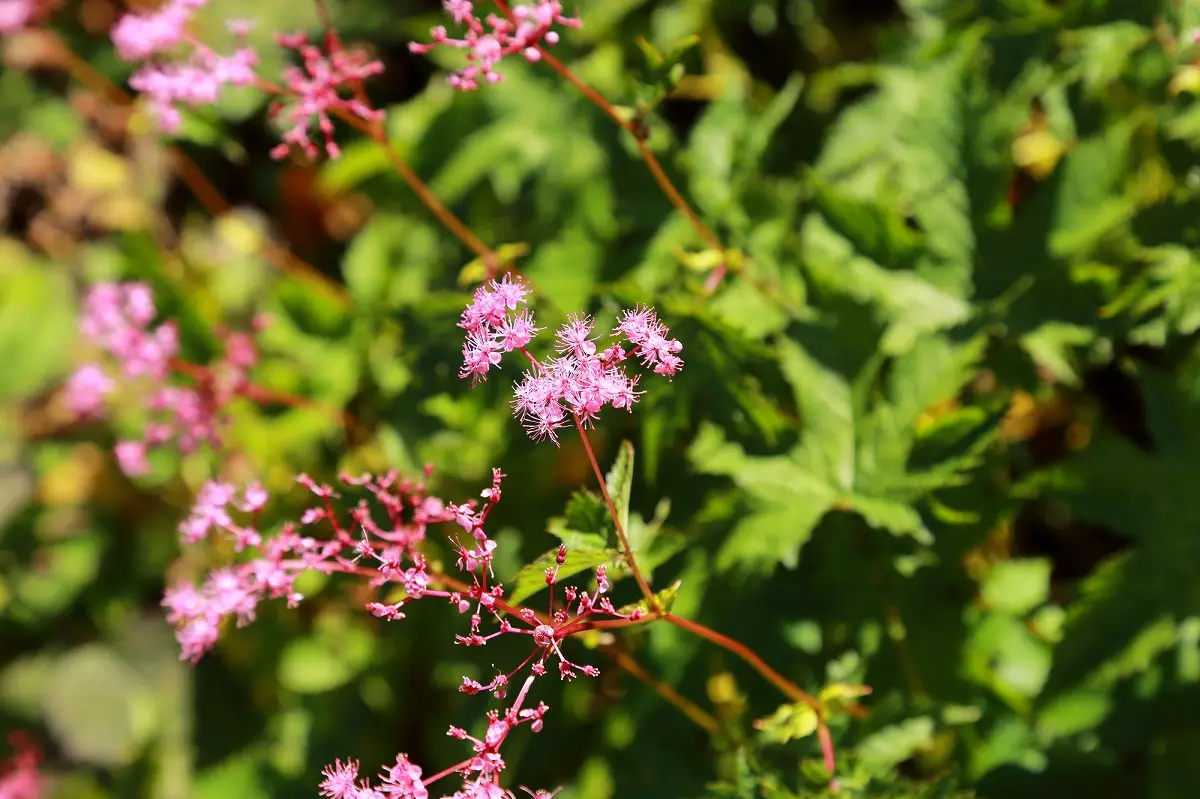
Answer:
[{"left": 4, "top": 0, "right": 1200, "bottom": 797}]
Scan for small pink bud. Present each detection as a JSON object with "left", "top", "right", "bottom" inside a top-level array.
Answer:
[{"left": 533, "top": 624, "right": 555, "bottom": 647}]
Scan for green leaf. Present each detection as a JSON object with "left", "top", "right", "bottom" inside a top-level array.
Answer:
[
  {"left": 1048, "top": 115, "right": 1141, "bottom": 257},
  {"left": 754, "top": 701, "right": 819, "bottom": 745},
  {"left": 550, "top": 489, "right": 614, "bottom": 544},
  {"left": 813, "top": 50, "right": 980, "bottom": 295},
  {"left": 458, "top": 242, "right": 531, "bottom": 286},
  {"left": 981, "top": 559, "right": 1052, "bottom": 616},
  {"left": 43, "top": 646, "right": 157, "bottom": 767},
  {"left": 195, "top": 753, "right": 269, "bottom": 799},
  {"left": 715, "top": 504, "right": 830, "bottom": 573},
  {"left": 695, "top": 330, "right": 985, "bottom": 573},
  {"left": 1041, "top": 368, "right": 1200, "bottom": 694},
  {"left": 342, "top": 214, "right": 404, "bottom": 304},
  {"left": 604, "top": 440, "right": 635, "bottom": 536},
  {"left": 800, "top": 213, "right": 971, "bottom": 352},
  {"left": 0, "top": 248, "right": 76, "bottom": 399},
  {"left": 857, "top": 716, "right": 937, "bottom": 774},
  {"left": 523, "top": 227, "right": 602, "bottom": 315}
]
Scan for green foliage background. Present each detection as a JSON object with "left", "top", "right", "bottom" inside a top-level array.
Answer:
[{"left": 4, "top": 0, "right": 1200, "bottom": 796}]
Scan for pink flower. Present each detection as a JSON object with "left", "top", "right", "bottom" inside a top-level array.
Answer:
[
  {"left": 79, "top": 282, "right": 178, "bottom": 379},
  {"left": 378, "top": 754, "right": 427, "bottom": 799},
  {"left": 129, "top": 47, "right": 259, "bottom": 133},
  {"left": 177, "top": 480, "right": 237, "bottom": 544},
  {"left": 457, "top": 276, "right": 540, "bottom": 383},
  {"left": 615, "top": 306, "right": 684, "bottom": 377},
  {"left": 0, "top": 733, "right": 43, "bottom": 799},
  {"left": 554, "top": 314, "right": 596, "bottom": 357},
  {"left": 0, "top": 0, "right": 35, "bottom": 34},
  {"left": 115, "top": 440, "right": 149, "bottom": 477},
  {"left": 64, "top": 363, "right": 114, "bottom": 417},
  {"left": 165, "top": 463, "right": 624, "bottom": 799},
  {"left": 110, "top": 0, "right": 204, "bottom": 61},
  {"left": 112, "top": 0, "right": 260, "bottom": 133},
  {"left": 269, "top": 33, "right": 384, "bottom": 161},
  {"left": 68, "top": 281, "right": 263, "bottom": 471},
  {"left": 319, "top": 758, "right": 371, "bottom": 799},
  {"left": 454, "top": 279, "right": 681, "bottom": 442},
  {"left": 410, "top": 1, "right": 581, "bottom": 90}
]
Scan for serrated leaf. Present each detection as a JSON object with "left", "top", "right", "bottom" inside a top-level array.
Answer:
[
  {"left": 800, "top": 213, "right": 971, "bottom": 349},
  {"left": 715, "top": 504, "right": 830, "bottom": 573},
  {"left": 697, "top": 329, "right": 988, "bottom": 573},
  {"left": 604, "top": 440, "right": 635, "bottom": 536},
  {"left": 1049, "top": 115, "right": 1140, "bottom": 257},
  {"left": 549, "top": 489, "right": 613, "bottom": 543}
]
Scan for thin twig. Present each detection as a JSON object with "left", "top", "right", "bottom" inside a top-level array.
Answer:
[
  {"left": 661, "top": 613, "right": 820, "bottom": 710},
  {"left": 491, "top": 1, "right": 724, "bottom": 255}
]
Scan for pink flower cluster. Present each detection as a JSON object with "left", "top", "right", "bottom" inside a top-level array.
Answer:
[
  {"left": 111, "top": 0, "right": 258, "bottom": 132},
  {"left": 165, "top": 479, "right": 338, "bottom": 663},
  {"left": 410, "top": 1, "right": 581, "bottom": 90},
  {"left": 269, "top": 33, "right": 385, "bottom": 160},
  {"left": 164, "top": 470, "right": 450, "bottom": 662},
  {"left": 459, "top": 276, "right": 684, "bottom": 443},
  {"left": 111, "top": 4, "right": 383, "bottom": 158},
  {"left": 319, "top": 680, "right": 557, "bottom": 799},
  {"left": 64, "top": 282, "right": 260, "bottom": 477},
  {"left": 0, "top": 0, "right": 35, "bottom": 34},
  {"left": 165, "top": 465, "right": 632, "bottom": 797},
  {"left": 0, "top": 733, "right": 43, "bottom": 799}
]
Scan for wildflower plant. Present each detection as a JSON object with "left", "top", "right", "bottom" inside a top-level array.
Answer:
[
  {"left": 20, "top": 0, "right": 1198, "bottom": 798},
  {"left": 159, "top": 277, "right": 703, "bottom": 797},
  {"left": 0, "top": 1, "right": 871, "bottom": 795}
]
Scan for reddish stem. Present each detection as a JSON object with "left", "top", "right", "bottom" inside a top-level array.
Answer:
[
  {"left": 168, "top": 357, "right": 354, "bottom": 428},
  {"left": 662, "top": 613, "right": 820, "bottom": 710},
  {"left": 819, "top": 722, "right": 839, "bottom": 792},
  {"left": 571, "top": 416, "right": 656, "bottom": 607},
  {"left": 421, "top": 757, "right": 474, "bottom": 787},
  {"left": 308, "top": 0, "right": 505, "bottom": 278},
  {"left": 491, "top": 1, "right": 725, "bottom": 256}
]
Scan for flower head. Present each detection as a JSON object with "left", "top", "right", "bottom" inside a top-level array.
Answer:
[
  {"left": 0, "top": 0, "right": 36, "bottom": 34},
  {"left": 0, "top": 732, "right": 43, "bottom": 799},
  {"left": 269, "top": 33, "right": 384, "bottom": 160},
  {"left": 457, "top": 299, "right": 679, "bottom": 444},
  {"left": 410, "top": 1, "right": 581, "bottom": 90},
  {"left": 66, "top": 282, "right": 262, "bottom": 476},
  {"left": 111, "top": 0, "right": 260, "bottom": 133},
  {"left": 64, "top": 363, "right": 114, "bottom": 418},
  {"left": 457, "top": 276, "right": 539, "bottom": 384}
]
